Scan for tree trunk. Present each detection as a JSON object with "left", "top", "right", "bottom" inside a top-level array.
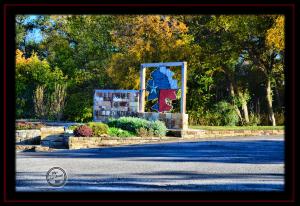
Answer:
[
  {"left": 229, "top": 82, "right": 243, "bottom": 123},
  {"left": 274, "top": 81, "right": 282, "bottom": 109},
  {"left": 241, "top": 99, "right": 249, "bottom": 124},
  {"left": 241, "top": 97, "right": 249, "bottom": 123},
  {"left": 237, "top": 90, "right": 249, "bottom": 124},
  {"left": 266, "top": 78, "right": 276, "bottom": 126}
]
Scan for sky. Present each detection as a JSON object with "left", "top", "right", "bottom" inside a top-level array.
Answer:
[{"left": 23, "top": 15, "right": 43, "bottom": 43}]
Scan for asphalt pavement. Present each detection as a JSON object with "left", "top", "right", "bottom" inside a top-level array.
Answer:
[{"left": 16, "top": 135, "right": 284, "bottom": 191}]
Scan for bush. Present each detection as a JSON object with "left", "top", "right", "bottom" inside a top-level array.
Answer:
[
  {"left": 73, "top": 125, "right": 93, "bottom": 137},
  {"left": 136, "top": 127, "right": 155, "bottom": 137},
  {"left": 246, "top": 113, "right": 261, "bottom": 126},
  {"left": 274, "top": 112, "right": 285, "bottom": 126},
  {"left": 108, "top": 127, "right": 135, "bottom": 137},
  {"left": 68, "top": 125, "right": 79, "bottom": 131},
  {"left": 107, "top": 117, "right": 167, "bottom": 137},
  {"left": 150, "top": 120, "right": 167, "bottom": 136},
  {"left": 108, "top": 117, "right": 149, "bottom": 132},
  {"left": 86, "top": 122, "right": 109, "bottom": 136},
  {"left": 212, "top": 101, "right": 239, "bottom": 126}
]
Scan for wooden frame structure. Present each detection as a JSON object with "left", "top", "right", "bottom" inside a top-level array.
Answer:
[{"left": 139, "top": 62, "right": 187, "bottom": 114}]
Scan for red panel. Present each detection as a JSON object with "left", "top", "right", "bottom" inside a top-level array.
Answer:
[{"left": 158, "top": 89, "right": 177, "bottom": 112}]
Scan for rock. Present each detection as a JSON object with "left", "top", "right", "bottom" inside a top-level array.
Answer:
[{"left": 35, "top": 145, "right": 53, "bottom": 152}]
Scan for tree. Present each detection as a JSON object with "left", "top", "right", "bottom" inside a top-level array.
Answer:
[
  {"left": 244, "top": 15, "right": 284, "bottom": 126},
  {"left": 186, "top": 15, "right": 253, "bottom": 124},
  {"left": 108, "top": 15, "right": 193, "bottom": 89},
  {"left": 16, "top": 49, "right": 67, "bottom": 119}
]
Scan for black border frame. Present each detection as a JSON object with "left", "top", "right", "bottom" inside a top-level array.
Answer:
[{"left": 1, "top": 1, "right": 297, "bottom": 204}]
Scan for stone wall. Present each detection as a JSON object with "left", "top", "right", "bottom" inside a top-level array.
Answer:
[
  {"left": 68, "top": 136, "right": 165, "bottom": 149},
  {"left": 16, "top": 130, "right": 41, "bottom": 145},
  {"left": 137, "top": 112, "right": 188, "bottom": 130},
  {"left": 40, "top": 126, "right": 65, "bottom": 148},
  {"left": 177, "top": 129, "right": 284, "bottom": 138}
]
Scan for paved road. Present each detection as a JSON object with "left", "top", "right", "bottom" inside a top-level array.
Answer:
[{"left": 16, "top": 135, "right": 284, "bottom": 191}]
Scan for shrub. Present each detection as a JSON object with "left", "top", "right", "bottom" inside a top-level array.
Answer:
[
  {"left": 108, "top": 127, "right": 135, "bottom": 137},
  {"left": 73, "top": 125, "right": 93, "bottom": 137},
  {"left": 212, "top": 101, "right": 239, "bottom": 126},
  {"left": 108, "top": 117, "right": 149, "bottom": 133},
  {"left": 274, "top": 112, "right": 285, "bottom": 126},
  {"left": 149, "top": 120, "right": 167, "bottom": 136},
  {"left": 246, "top": 113, "right": 261, "bottom": 126},
  {"left": 107, "top": 117, "right": 167, "bottom": 137},
  {"left": 68, "top": 125, "right": 79, "bottom": 131},
  {"left": 87, "top": 122, "right": 109, "bottom": 136},
  {"left": 136, "top": 127, "right": 148, "bottom": 137}
]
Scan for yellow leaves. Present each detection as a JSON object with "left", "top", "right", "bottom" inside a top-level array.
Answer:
[
  {"left": 16, "top": 50, "right": 39, "bottom": 67},
  {"left": 16, "top": 49, "right": 26, "bottom": 65},
  {"left": 108, "top": 15, "right": 191, "bottom": 89},
  {"left": 177, "top": 22, "right": 188, "bottom": 33},
  {"left": 266, "top": 16, "right": 285, "bottom": 51},
  {"left": 175, "top": 39, "right": 184, "bottom": 47}
]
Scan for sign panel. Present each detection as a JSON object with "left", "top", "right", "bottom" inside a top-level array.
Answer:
[
  {"left": 94, "top": 90, "right": 139, "bottom": 121},
  {"left": 146, "top": 66, "right": 178, "bottom": 112}
]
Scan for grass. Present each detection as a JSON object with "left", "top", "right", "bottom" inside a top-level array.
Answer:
[{"left": 189, "top": 125, "right": 284, "bottom": 130}]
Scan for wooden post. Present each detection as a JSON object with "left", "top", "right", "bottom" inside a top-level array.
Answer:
[
  {"left": 139, "top": 65, "right": 146, "bottom": 112},
  {"left": 181, "top": 62, "right": 187, "bottom": 114}
]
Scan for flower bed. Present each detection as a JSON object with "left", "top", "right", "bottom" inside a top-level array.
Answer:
[{"left": 69, "top": 117, "right": 167, "bottom": 138}]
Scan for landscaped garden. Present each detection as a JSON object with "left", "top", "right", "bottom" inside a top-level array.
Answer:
[{"left": 68, "top": 117, "right": 167, "bottom": 138}]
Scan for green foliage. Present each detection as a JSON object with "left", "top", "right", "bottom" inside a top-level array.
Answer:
[
  {"left": 15, "top": 15, "right": 284, "bottom": 126},
  {"left": 108, "top": 127, "right": 135, "bottom": 137},
  {"left": 274, "top": 112, "right": 285, "bottom": 126},
  {"left": 212, "top": 101, "right": 239, "bottom": 126},
  {"left": 63, "top": 92, "right": 93, "bottom": 123},
  {"left": 247, "top": 113, "right": 262, "bottom": 126},
  {"left": 86, "top": 122, "right": 109, "bottom": 136},
  {"left": 68, "top": 125, "right": 79, "bottom": 131},
  {"left": 16, "top": 50, "right": 67, "bottom": 119},
  {"left": 149, "top": 120, "right": 167, "bottom": 136},
  {"left": 107, "top": 117, "right": 167, "bottom": 137},
  {"left": 33, "top": 83, "right": 67, "bottom": 120},
  {"left": 108, "top": 117, "right": 149, "bottom": 133}
]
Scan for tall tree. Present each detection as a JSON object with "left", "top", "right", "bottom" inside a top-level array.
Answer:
[
  {"left": 108, "top": 15, "right": 193, "bottom": 89},
  {"left": 244, "top": 15, "right": 284, "bottom": 126}
]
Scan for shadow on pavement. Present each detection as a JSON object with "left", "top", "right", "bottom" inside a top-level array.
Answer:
[
  {"left": 17, "top": 140, "right": 284, "bottom": 164},
  {"left": 16, "top": 171, "right": 284, "bottom": 191}
]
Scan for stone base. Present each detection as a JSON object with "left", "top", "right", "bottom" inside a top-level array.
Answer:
[
  {"left": 16, "top": 130, "right": 41, "bottom": 145},
  {"left": 16, "top": 145, "right": 36, "bottom": 152},
  {"left": 15, "top": 145, "right": 53, "bottom": 152},
  {"left": 68, "top": 136, "right": 168, "bottom": 149},
  {"left": 167, "top": 128, "right": 284, "bottom": 138},
  {"left": 137, "top": 112, "right": 188, "bottom": 130},
  {"left": 40, "top": 126, "right": 66, "bottom": 148}
]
